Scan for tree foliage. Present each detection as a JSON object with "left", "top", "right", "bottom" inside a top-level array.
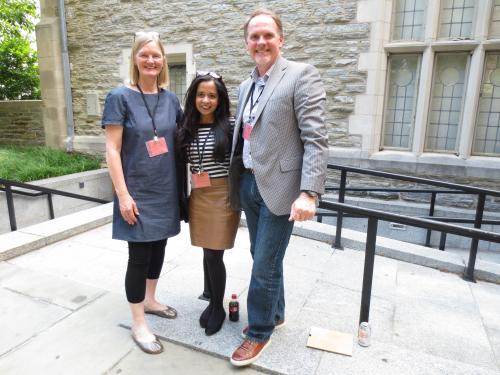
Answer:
[{"left": 0, "top": 0, "right": 40, "bottom": 100}]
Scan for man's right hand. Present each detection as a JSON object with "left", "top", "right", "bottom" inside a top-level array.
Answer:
[
  {"left": 289, "top": 193, "right": 317, "bottom": 222},
  {"left": 119, "top": 194, "right": 139, "bottom": 225}
]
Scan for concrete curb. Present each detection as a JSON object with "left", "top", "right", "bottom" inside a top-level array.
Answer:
[{"left": 0, "top": 203, "right": 113, "bottom": 261}]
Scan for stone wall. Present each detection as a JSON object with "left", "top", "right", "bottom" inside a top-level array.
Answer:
[
  {"left": 63, "top": 0, "right": 369, "bottom": 145},
  {"left": 0, "top": 101, "right": 45, "bottom": 145},
  {"left": 60, "top": 0, "right": 500, "bottom": 213}
]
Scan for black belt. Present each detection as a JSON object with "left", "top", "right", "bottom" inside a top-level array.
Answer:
[{"left": 244, "top": 168, "right": 254, "bottom": 174}]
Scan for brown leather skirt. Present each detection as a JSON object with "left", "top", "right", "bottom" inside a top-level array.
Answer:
[{"left": 189, "top": 177, "right": 240, "bottom": 250}]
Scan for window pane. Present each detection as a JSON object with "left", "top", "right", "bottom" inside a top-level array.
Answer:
[
  {"left": 169, "top": 64, "right": 186, "bottom": 105},
  {"left": 425, "top": 53, "right": 468, "bottom": 153},
  {"left": 472, "top": 53, "right": 500, "bottom": 156},
  {"left": 489, "top": 0, "right": 500, "bottom": 39},
  {"left": 382, "top": 55, "right": 420, "bottom": 149},
  {"left": 391, "top": 0, "right": 427, "bottom": 41},
  {"left": 438, "top": 0, "right": 475, "bottom": 39}
]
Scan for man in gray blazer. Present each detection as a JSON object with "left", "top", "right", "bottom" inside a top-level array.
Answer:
[{"left": 229, "top": 8, "right": 328, "bottom": 366}]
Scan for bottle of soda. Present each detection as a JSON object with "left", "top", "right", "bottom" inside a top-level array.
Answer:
[{"left": 229, "top": 293, "right": 239, "bottom": 322}]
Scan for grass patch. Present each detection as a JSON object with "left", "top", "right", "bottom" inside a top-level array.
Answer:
[{"left": 0, "top": 145, "right": 103, "bottom": 182}]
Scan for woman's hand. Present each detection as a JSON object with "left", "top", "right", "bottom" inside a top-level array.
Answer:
[
  {"left": 106, "top": 125, "right": 139, "bottom": 225},
  {"left": 118, "top": 193, "right": 139, "bottom": 225}
]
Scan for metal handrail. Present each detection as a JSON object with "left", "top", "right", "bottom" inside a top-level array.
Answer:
[
  {"left": 327, "top": 164, "right": 500, "bottom": 197},
  {"left": 0, "top": 178, "right": 110, "bottom": 231},
  {"left": 325, "top": 187, "right": 467, "bottom": 193},
  {"left": 318, "top": 200, "right": 500, "bottom": 324},
  {"left": 326, "top": 164, "right": 500, "bottom": 282},
  {"left": 316, "top": 211, "right": 500, "bottom": 225}
]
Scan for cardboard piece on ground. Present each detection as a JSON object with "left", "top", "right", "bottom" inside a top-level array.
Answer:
[{"left": 307, "top": 326, "right": 353, "bottom": 356}]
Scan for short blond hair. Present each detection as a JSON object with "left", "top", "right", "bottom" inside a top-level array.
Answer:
[
  {"left": 129, "top": 32, "right": 169, "bottom": 88},
  {"left": 243, "top": 8, "right": 283, "bottom": 40}
]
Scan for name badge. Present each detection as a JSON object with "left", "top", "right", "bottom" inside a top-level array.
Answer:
[
  {"left": 243, "top": 122, "right": 253, "bottom": 141},
  {"left": 146, "top": 137, "right": 168, "bottom": 157},
  {"left": 191, "top": 171, "right": 211, "bottom": 189}
]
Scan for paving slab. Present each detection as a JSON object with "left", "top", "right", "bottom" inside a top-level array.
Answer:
[
  {"left": 486, "top": 327, "right": 500, "bottom": 369},
  {"left": 396, "top": 261, "right": 476, "bottom": 311},
  {"left": 69, "top": 224, "right": 127, "bottom": 253},
  {"left": 9, "top": 239, "right": 127, "bottom": 294},
  {"left": 0, "top": 262, "right": 18, "bottom": 283},
  {"left": 301, "top": 280, "right": 395, "bottom": 345},
  {"left": 470, "top": 281, "right": 500, "bottom": 331},
  {"left": 0, "top": 288, "right": 70, "bottom": 356},
  {"left": 106, "top": 339, "right": 263, "bottom": 375},
  {"left": 0, "top": 293, "right": 132, "bottom": 375},
  {"left": 315, "top": 340, "right": 500, "bottom": 375},
  {"left": 281, "top": 235, "right": 334, "bottom": 273},
  {"left": 320, "top": 248, "right": 398, "bottom": 302},
  {"left": 392, "top": 296, "right": 496, "bottom": 370},
  {"left": 0, "top": 262, "right": 105, "bottom": 310}
]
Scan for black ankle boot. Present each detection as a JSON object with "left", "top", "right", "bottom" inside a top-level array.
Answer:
[
  {"left": 199, "top": 304, "right": 213, "bottom": 328},
  {"left": 205, "top": 309, "right": 226, "bottom": 336}
]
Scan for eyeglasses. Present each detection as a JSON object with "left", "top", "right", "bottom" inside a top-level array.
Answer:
[
  {"left": 134, "top": 31, "right": 160, "bottom": 41},
  {"left": 196, "top": 71, "right": 222, "bottom": 80}
]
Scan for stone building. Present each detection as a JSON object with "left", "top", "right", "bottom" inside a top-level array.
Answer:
[{"left": 36, "top": 0, "right": 500, "bottom": 210}]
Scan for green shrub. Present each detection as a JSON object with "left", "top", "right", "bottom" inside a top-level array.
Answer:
[{"left": 0, "top": 145, "right": 103, "bottom": 182}]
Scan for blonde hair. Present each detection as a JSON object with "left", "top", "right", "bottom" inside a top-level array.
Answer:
[{"left": 129, "top": 32, "right": 169, "bottom": 88}]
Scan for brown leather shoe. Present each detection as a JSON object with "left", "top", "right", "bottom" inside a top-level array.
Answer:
[
  {"left": 241, "top": 319, "right": 285, "bottom": 339},
  {"left": 230, "top": 338, "right": 271, "bottom": 366}
]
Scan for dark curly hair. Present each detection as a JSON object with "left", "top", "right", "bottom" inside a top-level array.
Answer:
[{"left": 177, "top": 74, "right": 231, "bottom": 163}]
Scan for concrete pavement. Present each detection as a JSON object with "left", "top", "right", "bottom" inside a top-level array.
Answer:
[{"left": 0, "top": 205, "right": 499, "bottom": 374}]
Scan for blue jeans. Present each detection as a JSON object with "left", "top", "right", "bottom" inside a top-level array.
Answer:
[{"left": 240, "top": 172, "right": 294, "bottom": 342}]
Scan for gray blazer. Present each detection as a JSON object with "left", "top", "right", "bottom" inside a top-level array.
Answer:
[{"left": 230, "top": 56, "right": 328, "bottom": 216}]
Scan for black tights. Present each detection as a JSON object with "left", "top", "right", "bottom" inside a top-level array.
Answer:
[
  {"left": 125, "top": 239, "right": 166, "bottom": 304},
  {"left": 202, "top": 249, "right": 226, "bottom": 328}
]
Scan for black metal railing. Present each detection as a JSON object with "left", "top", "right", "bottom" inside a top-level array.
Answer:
[
  {"left": 322, "top": 164, "right": 500, "bottom": 282},
  {"left": 318, "top": 201, "right": 500, "bottom": 324},
  {"left": 0, "top": 178, "right": 110, "bottom": 232}
]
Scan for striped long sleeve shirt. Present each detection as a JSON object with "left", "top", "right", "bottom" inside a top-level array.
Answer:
[{"left": 187, "top": 123, "right": 231, "bottom": 178}]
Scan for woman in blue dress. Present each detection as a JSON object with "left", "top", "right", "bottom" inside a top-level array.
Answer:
[{"left": 101, "top": 31, "right": 183, "bottom": 354}]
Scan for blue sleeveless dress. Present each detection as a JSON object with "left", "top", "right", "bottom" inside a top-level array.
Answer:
[{"left": 101, "top": 86, "right": 182, "bottom": 242}]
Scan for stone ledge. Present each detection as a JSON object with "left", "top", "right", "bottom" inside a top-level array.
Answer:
[{"left": 0, "top": 203, "right": 113, "bottom": 261}]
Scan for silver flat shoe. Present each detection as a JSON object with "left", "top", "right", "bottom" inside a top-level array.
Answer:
[
  {"left": 145, "top": 305, "right": 178, "bottom": 319},
  {"left": 131, "top": 333, "right": 164, "bottom": 354}
]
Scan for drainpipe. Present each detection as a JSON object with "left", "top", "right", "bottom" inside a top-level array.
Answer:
[{"left": 58, "top": 0, "right": 74, "bottom": 151}]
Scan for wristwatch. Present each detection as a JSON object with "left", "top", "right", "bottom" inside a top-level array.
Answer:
[{"left": 301, "top": 190, "right": 318, "bottom": 199}]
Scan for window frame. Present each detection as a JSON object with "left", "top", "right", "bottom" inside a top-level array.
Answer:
[
  {"left": 391, "top": 0, "right": 427, "bottom": 42},
  {"left": 472, "top": 50, "right": 500, "bottom": 156},
  {"left": 380, "top": 53, "right": 422, "bottom": 151},
  {"left": 437, "top": 0, "right": 477, "bottom": 41},
  {"left": 424, "top": 51, "right": 471, "bottom": 154},
  {"left": 489, "top": 0, "right": 500, "bottom": 39}
]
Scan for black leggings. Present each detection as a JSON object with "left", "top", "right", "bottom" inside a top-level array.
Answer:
[
  {"left": 204, "top": 249, "right": 226, "bottom": 311},
  {"left": 125, "top": 239, "right": 166, "bottom": 303}
]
